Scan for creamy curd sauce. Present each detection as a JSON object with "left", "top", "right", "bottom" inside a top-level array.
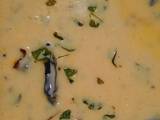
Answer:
[{"left": 1, "top": 0, "right": 160, "bottom": 120}]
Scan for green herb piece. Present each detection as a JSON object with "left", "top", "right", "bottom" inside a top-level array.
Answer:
[
  {"left": 32, "top": 47, "right": 52, "bottom": 61},
  {"left": 71, "top": 97, "right": 75, "bottom": 102},
  {"left": 103, "top": 114, "right": 116, "bottom": 120},
  {"left": 46, "top": 0, "right": 56, "bottom": 6},
  {"left": 61, "top": 46, "right": 76, "bottom": 52},
  {"left": 82, "top": 98, "right": 103, "bottom": 110},
  {"left": 2, "top": 53, "right": 7, "bottom": 57},
  {"left": 97, "top": 77, "right": 104, "bottom": 85},
  {"left": 64, "top": 68, "right": 77, "bottom": 83},
  {"left": 89, "top": 19, "right": 100, "bottom": 28},
  {"left": 59, "top": 109, "right": 71, "bottom": 120},
  {"left": 88, "top": 6, "right": 97, "bottom": 12},
  {"left": 53, "top": 32, "right": 64, "bottom": 40},
  {"left": 149, "top": 0, "right": 158, "bottom": 6}
]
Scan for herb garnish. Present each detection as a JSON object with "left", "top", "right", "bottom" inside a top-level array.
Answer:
[
  {"left": 112, "top": 50, "right": 118, "bottom": 67},
  {"left": 46, "top": 0, "right": 56, "bottom": 6},
  {"left": 59, "top": 109, "right": 71, "bottom": 120},
  {"left": 88, "top": 5, "right": 103, "bottom": 28},
  {"left": 53, "top": 32, "right": 64, "bottom": 40},
  {"left": 149, "top": 0, "right": 158, "bottom": 6},
  {"left": 103, "top": 114, "right": 116, "bottom": 120},
  {"left": 64, "top": 68, "right": 77, "bottom": 83},
  {"left": 82, "top": 98, "right": 103, "bottom": 110},
  {"left": 13, "top": 49, "right": 27, "bottom": 69},
  {"left": 88, "top": 6, "right": 97, "bottom": 12},
  {"left": 89, "top": 19, "right": 100, "bottom": 27},
  {"left": 32, "top": 47, "right": 52, "bottom": 61}
]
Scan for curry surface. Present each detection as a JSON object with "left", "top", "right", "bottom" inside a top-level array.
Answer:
[{"left": 0, "top": 0, "right": 160, "bottom": 120}]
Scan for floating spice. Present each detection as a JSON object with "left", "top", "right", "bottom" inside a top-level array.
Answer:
[
  {"left": 111, "top": 50, "right": 121, "bottom": 68},
  {"left": 74, "top": 19, "right": 84, "bottom": 27},
  {"left": 89, "top": 19, "right": 100, "bottom": 27},
  {"left": 53, "top": 32, "right": 64, "bottom": 41},
  {"left": 88, "top": 6, "right": 97, "bottom": 12},
  {"left": 13, "top": 48, "right": 30, "bottom": 71},
  {"left": 97, "top": 77, "right": 104, "bottom": 85},
  {"left": 46, "top": 0, "right": 56, "bottom": 6},
  {"left": 82, "top": 98, "right": 103, "bottom": 110}
]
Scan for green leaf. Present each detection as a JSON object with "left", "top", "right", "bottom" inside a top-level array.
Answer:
[
  {"left": 82, "top": 98, "right": 103, "bottom": 110},
  {"left": 32, "top": 47, "right": 52, "bottom": 61},
  {"left": 64, "top": 68, "right": 77, "bottom": 83},
  {"left": 59, "top": 109, "right": 71, "bottom": 120},
  {"left": 89, "top": 19, "right": 100, "bottom": 28},
  {"left": 88, "top": 6, "right": 97, "bottom": 12}
]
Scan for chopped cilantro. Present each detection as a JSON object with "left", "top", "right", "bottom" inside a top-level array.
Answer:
[
  {"left": 82, "top": 98, "right": 103, "bottom": 110},
  {"left": 88, "top": 6, "right": 97, "bottom": 12},
  {"left": 59, "top": 109, "right": 71, "bottom": 120},
  {"left": 64, "top": 68, "right": 77, "bottom": 83},
  {"left": 32, "top": 47, "right": 52, "bottom": 61},
  {"left": 89, "top": 19, "right": 100, "bottom": 28}
]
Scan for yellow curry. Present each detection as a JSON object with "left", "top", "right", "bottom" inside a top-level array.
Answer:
[{"left": 0, "top": 0, "right": 160, "bottom": 120}]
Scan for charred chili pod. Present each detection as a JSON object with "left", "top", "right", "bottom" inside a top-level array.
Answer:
[
  {"left": 32, "top": 47, "right": 57, "bottom": 105},
  {"left": 44, "top": 58, "right": 57, "bottom": 105}
]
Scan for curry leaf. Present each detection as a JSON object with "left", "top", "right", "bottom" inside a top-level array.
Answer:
[
  {"left": 89, "top": 19, "right": 100, "bottom": 28},
  {"left": 82, "top": 98, "right": 103, "bottom": 110},
  {"left": 32, "top": 47, "right": 52, "bottom": 61},
  {"left": 88, "top": 6, "right": 97, "bottom": 12},
  {"left": 59, "top": 109, "right": 71, "bottom": 120},
  {"left": 64, "top": 68, "right": 77, "bottom": 83}
]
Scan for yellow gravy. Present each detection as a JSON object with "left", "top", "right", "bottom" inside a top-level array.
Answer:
[{"left": 0, "top": 0, "right": 160, "bottom": 120}]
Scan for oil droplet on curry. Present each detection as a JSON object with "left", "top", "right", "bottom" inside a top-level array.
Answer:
[{"left": 0, "top": 0, "right": 160, "bottom": 120}]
